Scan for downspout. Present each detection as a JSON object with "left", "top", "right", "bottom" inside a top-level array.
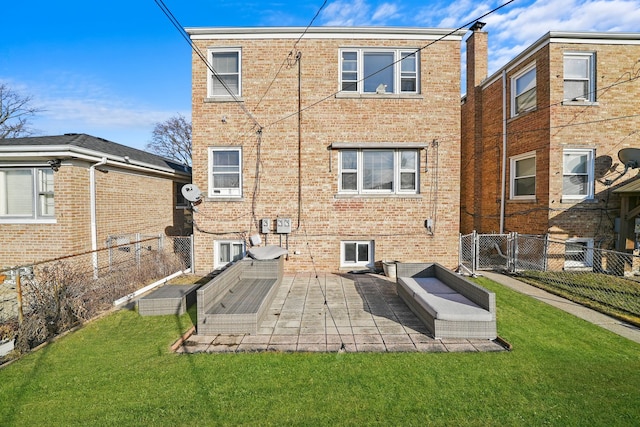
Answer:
[
  {"left": 90, "top": 157, "right": 108, "bottom": 278},
  {"left": 500, "top": 70, "right": 507, "bottom": 234},
  {"left": 296, "top": 51, "right": 302, "bottom": 230}
]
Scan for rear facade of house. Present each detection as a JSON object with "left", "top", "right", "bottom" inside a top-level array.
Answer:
[
  {"left": 187, "top": 27, "right": 464, "bottom": 274},
  {"left": 462, "top": 30, "right": 640, "bottom": 255}
]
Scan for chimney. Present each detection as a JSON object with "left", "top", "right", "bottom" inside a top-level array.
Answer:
[{"left": 466, "top": 22, "right": 488, "bottom": 95}]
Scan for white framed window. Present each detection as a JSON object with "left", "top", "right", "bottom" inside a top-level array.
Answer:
[
  {"left": 340, "top": 49, "right": 419, "bottom": 94},
  {"left": 510, "top": 152, "right": 536, "bottom": 200},
  {"left": 208, "top": 147, "right": 242, "bottom": 198},
  {"left": 339, "top": 149, "right": 418, "bottom": 195},
  {"left": 207, "top": 48, "right": 241, "bottom": 97},
  {"left": 564, "top": 238, "right": 593, "bottom": 269},
  {"left": 340, "top": 240, "right": 374, "bottom": 268},
  {"left": 215, "top": 240, "right": 245, "bottom": 269},
  {"left": 0, "top": 167, "right": 54, "bottom": 222},
  {"left": 563, "top": 149, "right": 594, "bottom": 200},
  {"left": 564, "top": 52, "right": 595, "bottom": 102},
  {"left": 511, "top": 64, "right": 536, "bottom": 116}
]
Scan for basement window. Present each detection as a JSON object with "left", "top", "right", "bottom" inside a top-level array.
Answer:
[{"left": 341, "top": 240, "right": 374, "bottom": 268}]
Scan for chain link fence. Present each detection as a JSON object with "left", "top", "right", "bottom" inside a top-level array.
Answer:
[
  {"left": 1, "top": 234, "right": 193, "bottom": 362},
  {"left": 460, "top": 232, "right": 640, "bottom": 326}
]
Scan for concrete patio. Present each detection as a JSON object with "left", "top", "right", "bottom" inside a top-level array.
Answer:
[{"left": 175, "top": 272, "right": 506, "bottom": 354}]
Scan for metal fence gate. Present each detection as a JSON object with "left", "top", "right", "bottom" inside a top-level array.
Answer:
[{"left": 460, "top": 232, "right": 554, "bottom": 274}]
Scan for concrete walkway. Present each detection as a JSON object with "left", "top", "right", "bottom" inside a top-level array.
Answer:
[
  {"left": 482, "top": 271, "right": 640, "bottom": 344},
  {"left": 176, "top": 272, "right": 505, "bottom": 354}
]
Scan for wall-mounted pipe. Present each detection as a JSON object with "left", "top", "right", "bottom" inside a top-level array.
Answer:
[
  {"left": 90, "top": 157, "right": 108, "bottom": 278},
  {"left": 500, "top": 70, "right": 507, "bottom": 234},
  {"left": 297, "top": 51, "right": 303, "bottom": 230}
]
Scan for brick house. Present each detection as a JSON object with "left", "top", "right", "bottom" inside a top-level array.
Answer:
[
  {"left": 461, "top": 29, "right": 640, "bottom": 264},
  {"left": 186, "top": 27, "right": 465, "bottom": 273},
  {"left": 0, "top": 134, "right": 192, "bottom": 268}
]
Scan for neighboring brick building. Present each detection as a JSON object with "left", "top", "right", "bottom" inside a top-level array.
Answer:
[
  {"left": 0, "top": 134, "right": 192, "bottom": 267},
  {"left": 462, "top": 29, "right": 640, "bottom": 261},
  {"left": 186, "top": 27, "right": 465, "bottom": 273}
]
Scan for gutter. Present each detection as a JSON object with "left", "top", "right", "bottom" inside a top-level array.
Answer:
[
  {"left": 0, "top": 145, "right": 190, "bottom": 178},
  {"left": 90, "top": 157, "right": 108, "bottom": 278}
]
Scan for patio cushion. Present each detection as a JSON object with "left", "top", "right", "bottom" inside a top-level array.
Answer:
[
  {"left": 410, "top": 277, "right": 458, "bottom": 294},
  {"left": 248, "top": 245, "right": 288, "bottom": 260},
  {"left": 414, "top": 291, "right": 492, "bottom": 322}
]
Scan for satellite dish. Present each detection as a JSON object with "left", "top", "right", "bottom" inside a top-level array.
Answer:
[
  {"left": 605, "top": 148, "right": 640, "bottom": 186},
  {"left": 618, "top": 148, "right": 640, "bottom": 169},
  {"left": 181, "top": 184, "right": 202, "bottom": 202}
]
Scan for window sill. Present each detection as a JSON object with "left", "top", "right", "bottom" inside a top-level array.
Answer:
[
  {"left": 508, "top": 198, "right": 537, "bottom": 203},
  {"left": 0, "top": 218, "right": 57, "bottom": 225},
  {"left": 560, "top": 197, "right": 597, "bottom": 204},
  {"left": 205, "top": 196, "right": 245, "bottom": 202},
  {"left": 335, "top": 93, "right": 423, "bottom": 100},
  {"left": 562, "top": 100, "right": 598, "bottom": 107},
  {"left": 509, "top": 107, "right": 537, "bottom": 121},
  {"left": 335, "top": 193, "right": 421, "bottom": 199},
  {"left": 204, "top": 96, "right": 244, "bottom": 103}
]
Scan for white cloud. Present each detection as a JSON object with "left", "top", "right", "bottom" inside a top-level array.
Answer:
[
  {"left": 371, "top": 3, "right": 401, "bottom": 23},
  {"left": 480, "top": 0, "right": 640, "bottom": 73},
  {"left": 8, "top": 73, "right": 189, "bottom": 149},
  {"left": 320, "top": 0, "right": 373, "bottom": 26}
]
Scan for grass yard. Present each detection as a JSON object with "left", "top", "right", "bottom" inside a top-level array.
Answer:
[
  {"left": 1, "top": 278, "right": 639, "bottom": 426},
  {"left": 517, "top": 270, "right": 640, "bottom": 326}
]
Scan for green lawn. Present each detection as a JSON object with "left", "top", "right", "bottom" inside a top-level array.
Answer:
[
  {"left": 1, "top": 278, "right": 639, "bottom": 426},
  {"left": 517, "top": 270, "right": 640, "bottom": 326}
]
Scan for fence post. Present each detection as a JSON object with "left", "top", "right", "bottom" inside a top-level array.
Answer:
[
  {"left": 135, "top": 233, "right": 141, "bottom": 267},
  {"left": 544, "top": 234, "right": 549, "bottom": 272},
  {"left": 458, "top": 233, "right": 462, "bottom": 272},
  {"left": 511, "top": 232, "right": 519, "bottom": 273},
  {"left": 15, "top": 270, "right": 24, "bottom": 325},
  {"left": 472, "top": 230, "right": 478, "bottom": 274},
  {"left": 190, "top": 234, "right": 195, "bottom": 272}
]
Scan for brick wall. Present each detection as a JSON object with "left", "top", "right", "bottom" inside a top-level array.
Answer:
[
  {"left": 462, "top": 33, "right": 640, "bottom": 249},
  {"left": 191, "top": 31, "right": 462, "bottom": 273}
]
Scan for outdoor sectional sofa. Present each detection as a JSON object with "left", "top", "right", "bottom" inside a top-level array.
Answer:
[
  {"left": 196, "top": 257, "right": 283, "bottom": 335},
  {"left": 396, "top": 263, "right": 497, "bottom": 339}
]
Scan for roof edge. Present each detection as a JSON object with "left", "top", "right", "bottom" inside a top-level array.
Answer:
[
  {"left": 482, "top": 30, "right": 640, "bottom": 88},
  {"left": 186, "top": 26, "right": 467, "bottom": 40}
]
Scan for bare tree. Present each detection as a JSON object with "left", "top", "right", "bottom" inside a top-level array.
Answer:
[
  {"left": 0, "top": 83, "right": 41, "bottom": 139},
  {"left": 145, "top": 114, "right": 192, "bottom": 165}
]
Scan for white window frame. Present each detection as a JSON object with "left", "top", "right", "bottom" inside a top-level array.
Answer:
[
  {"left": 563, "top": 52, "right": 596, "bottom": 102},
  {"left": 511, "top": 63, "right": 537, "bottom": 117},
  {"left": 207, "top": 48, "right": 241, "bottom": 98},
  {"left": 340, "top": 240, "right": 374, "bottom": 268},
  {"left": 564, "top": 238, "right": 594, "bottom": 269},
  {"left": 510, "top": 152, "right": 536, "bottom": 200},
  {"left": 562, "top": 149, "right": 595, "bottom": 201},
  {"left": 338, "top": 149, "right": 419, "bottom": 195},
  {"left": 0, "top": 167, "right": 55, "bottom": 223},
  {"left": 339, "top": 48, "right": 420, "bottom": 95},
  {"left": 214, "top": 240, "right": 245, "bottom": 269},
  {"left": 208, "top": 147, "right": 242, "bottom": 198}
]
